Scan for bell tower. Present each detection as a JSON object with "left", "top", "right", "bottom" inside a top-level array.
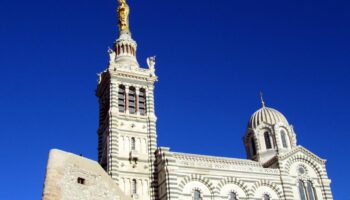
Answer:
[{"left": 96, "top": 1, "right": 158, "bottom": 199}]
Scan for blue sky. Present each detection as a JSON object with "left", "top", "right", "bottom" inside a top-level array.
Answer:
[{"left": 0, "top": 0, "right": 349, "bottom": 199}]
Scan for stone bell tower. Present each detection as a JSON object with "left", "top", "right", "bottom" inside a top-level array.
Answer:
[{"left": 96, "top": 1, "right": 158, "bottom": 199}]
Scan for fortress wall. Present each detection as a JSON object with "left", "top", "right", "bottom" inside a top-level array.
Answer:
[{"left": 42, "top": 149, "right": 132, "bottom": 200}]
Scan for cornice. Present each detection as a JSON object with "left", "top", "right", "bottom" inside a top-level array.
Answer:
[
  {"left": 172, "top": 152, "right": 262, "bottom": 167},
  {"left": 109, "top": 65, "right": 158, "bottom": 83}
]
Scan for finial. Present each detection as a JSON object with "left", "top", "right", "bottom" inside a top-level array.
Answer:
[
  {"left": 260, "top": 92, "right": 266, "bottom": 108},
  {"left": 117, "top": 0, "right": 130, "bottom": 33}
]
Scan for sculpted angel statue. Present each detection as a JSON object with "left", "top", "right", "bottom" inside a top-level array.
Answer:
[
  {"left": 147, "top": 56, "right": 156, "bottom": 73},
  {"left": 117, "top": 0, "right": 130, "bottom": 32},
  {"left": 108, "top": 47, "right": 116, "bottom": 63},
  {"left": 147, "top": 56, "right": 156, "bottom": 68}
]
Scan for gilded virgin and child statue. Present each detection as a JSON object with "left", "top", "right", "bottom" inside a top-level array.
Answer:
[{"left": 117, "top": 0, "right": 130, "bottom": 32}]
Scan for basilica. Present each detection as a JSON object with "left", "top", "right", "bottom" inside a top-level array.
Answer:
[{"left": 42, "top": 1, "right": 333, "bottom": 200}]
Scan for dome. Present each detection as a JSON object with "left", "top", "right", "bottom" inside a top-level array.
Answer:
[{"left": 248, "top": 106, "right": 289, "bottom": 129}]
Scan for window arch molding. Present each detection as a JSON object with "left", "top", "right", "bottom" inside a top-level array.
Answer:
[
  {"left": 217, "top": 177, "right": 249, "bottom": 197},
  {"left": 285, "top": 157, "right": 323, "bottom": 181},
  {"left": 251, "top": 180, "right": 284, "bottom": 199},
  {"left": 179, "top": 174, "right": 215, "bottom": 195}
]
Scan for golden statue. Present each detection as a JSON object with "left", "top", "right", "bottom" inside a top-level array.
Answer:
[{"left": 117, "top": 0, "right": 130, "bottom": 32}]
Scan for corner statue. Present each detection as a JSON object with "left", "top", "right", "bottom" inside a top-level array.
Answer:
[
  {"left": 147, "top": 56, "right": 156, "bottom": 74},
  {"left": 117, "top": 0, "right": 130, "bottom": 32},
  {"left": 147, "top": 56, "right": 156, "bottom": 69}
]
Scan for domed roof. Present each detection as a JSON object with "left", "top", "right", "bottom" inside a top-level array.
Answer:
[{"left": 248, "top": 106, "right": 289, "bottom": 129}]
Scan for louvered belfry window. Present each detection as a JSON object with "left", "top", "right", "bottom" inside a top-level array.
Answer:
[
  {"left": 128, "top": 87, "right": 136, "bottom": 114},
  {"left": 139, "top": 88, "right": 147, "bottom": 116},
  {"left": 118, "top": 85, "right": 126, "bottom": 113}
]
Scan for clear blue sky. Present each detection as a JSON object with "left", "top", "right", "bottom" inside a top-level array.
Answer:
[{"left": 0, "top": 0, "right": 349, "bottom": 199}]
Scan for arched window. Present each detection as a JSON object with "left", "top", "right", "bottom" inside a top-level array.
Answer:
[
  {"left": 263, "top": 194, "right": 270, "bottom": 200},
  {"left": 307, "top": 181, "right": 316, "bottom": 200},
  {"left": 298, "top": 180, "right": 307, "bottom": 200},
  {"left": 264, "top": 132, "right": 272, "bottom": 149},
  {"left": 229, "top": 192, "right": 238, "bottom": 200},
  {"left": 281, "top": 130, "right": 288, "bottom": 148},
  {"left": 118, "top": 85, "right": 126, "bottom": 113},
  {"left": 193, "top": 190, "right": 202, "bottom": 200},
  {"left": 299, "top": 180, "right": 317, "bottom": 200},
  {"left": 132, "top": 179, "right": 137, "bottom": 194},
  {"left": 138, "top": 88, "right": 147, "bottom": 116},
  {"left": 251, "top": 137, "right": 257, "bottom": 156},
  {"left": 128, "top": 87, "right": 136, "bottom": 114},
  {"left": 131, "top": 137, "right": 136, "bottom": 151}
]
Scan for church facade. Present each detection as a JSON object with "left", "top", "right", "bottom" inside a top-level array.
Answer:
[{"left": 42, "top": 1, "right": 333, "bottom": 200}]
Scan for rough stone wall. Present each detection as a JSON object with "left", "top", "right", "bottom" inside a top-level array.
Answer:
[{"left": 42, "top": 149, "right": 132, "bottom": 200}]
